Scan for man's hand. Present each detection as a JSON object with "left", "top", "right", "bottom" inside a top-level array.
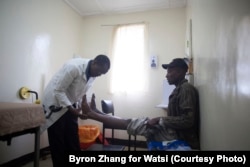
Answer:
[
  {"left": 67, "top": 105, "right": 81, "bottom": 114},
  {"left": 78, "top": 114, "right": 88, "bottom": 120}
]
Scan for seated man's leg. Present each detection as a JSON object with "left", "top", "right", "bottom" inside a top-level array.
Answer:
[{"left": 82, "top": 95, "right": 176, "bottom": 142}]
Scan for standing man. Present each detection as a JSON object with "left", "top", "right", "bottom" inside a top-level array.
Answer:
[
  {"left": 81, "top": 58, "right": 200, "bottom": 150},
  {"left": 41, "top": 54, "right": 110, "bottom": 167}
]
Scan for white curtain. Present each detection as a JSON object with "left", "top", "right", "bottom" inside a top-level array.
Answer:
[{"left": 110, "top": 23, "right": 147, "bottom": 94}]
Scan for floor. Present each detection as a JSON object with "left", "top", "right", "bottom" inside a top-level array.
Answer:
[
  {"left": 22, "top": 154, "right": 53, "bottom": 167},
  {"left": 22, "top": 147, "right": 147, "bottom": 167}
]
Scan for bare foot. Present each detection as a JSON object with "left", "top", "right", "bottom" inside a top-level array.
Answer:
[
  {"left": 81, "top": 94, "right": 92, "bottom": 115},
  {"left": 90, "top": 93, "right": 96, "bottom": 110}
]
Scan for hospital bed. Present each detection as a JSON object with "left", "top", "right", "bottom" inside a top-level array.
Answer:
[{"left": 0, "top": 102, "right": 45, "bottom": 167}]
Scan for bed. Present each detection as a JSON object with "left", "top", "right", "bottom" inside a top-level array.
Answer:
[{"left": 0, "top": 102, "right": 45, "bottom": 167}]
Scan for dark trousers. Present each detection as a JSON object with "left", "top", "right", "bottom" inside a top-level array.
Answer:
[{"left": 47, "top": 110, "right": 80, "bottom": 167}]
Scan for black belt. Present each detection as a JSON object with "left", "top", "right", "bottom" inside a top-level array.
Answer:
[
  {"left": 72, "top": 103, "right": 77, "bottom": 108},
  {"left": 44, "top": 103, "right": 77, "bottom": 119},
  {"left": 44, "top": 105, "right": 63, "bottom": 119}
]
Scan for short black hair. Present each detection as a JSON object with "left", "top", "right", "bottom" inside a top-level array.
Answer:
[{"left": 94, "top": 54, "right": 110, "bottom": 69}]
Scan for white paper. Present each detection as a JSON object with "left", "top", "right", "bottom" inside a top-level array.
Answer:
[{"left": 156, "top": 80, "right": 175, "bottom": 108}]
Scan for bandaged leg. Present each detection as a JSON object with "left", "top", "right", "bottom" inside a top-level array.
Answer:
[{"left": 127, "top": 117, "right": 177, "bottom": 142}]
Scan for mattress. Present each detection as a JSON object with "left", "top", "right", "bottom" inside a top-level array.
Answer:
[{"left": 0, "top": 102, "right": 45, "bottom": 136}]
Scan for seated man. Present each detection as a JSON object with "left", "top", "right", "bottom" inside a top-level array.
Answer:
[{"left": 82, "top": 58, "right": 200, "bottom": 150}]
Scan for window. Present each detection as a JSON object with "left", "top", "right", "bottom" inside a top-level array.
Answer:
[{"left": 110, "top": 23, "right": 147, "bottom": 94}]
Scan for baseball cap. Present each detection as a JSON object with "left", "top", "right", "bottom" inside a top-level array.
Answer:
[{"left": 162, "top": 58, "right": 188, "bottom": 71}]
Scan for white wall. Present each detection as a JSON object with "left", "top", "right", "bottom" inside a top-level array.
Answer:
[
  {"left": 3, "top": 0, "right": 248, "bottom": 163},
  {"left": 0, "top": 0, "right": 82, "bottom": 163},
  {"left": 188, "top": 0, "right": 250, "bottom": 150},
  {"left": 79, "top": 8, "right": 186, "bottom": 141},
  {"left": 0, "top": 1, "right": 186, "bottom": 163}
]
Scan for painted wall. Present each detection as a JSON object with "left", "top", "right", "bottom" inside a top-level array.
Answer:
[
  {"left": 1, "top": 1, "right": 249, "bottom": 163},
  {"left": 78, "top": 8, "right": 186, "bottom": 141},
  {"left": 0, "top": 0, "right": 82, "bottom": 163},
  {"left": 188, "top": 0, "right": 250, "bottom": 150},
  {"left": 0, "top": 1, "right": 186, "bottom": 163}
]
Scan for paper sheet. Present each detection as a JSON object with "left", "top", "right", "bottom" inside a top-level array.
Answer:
[{"left": 156, "top": 80, "right": 175, "bottom": 108}]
